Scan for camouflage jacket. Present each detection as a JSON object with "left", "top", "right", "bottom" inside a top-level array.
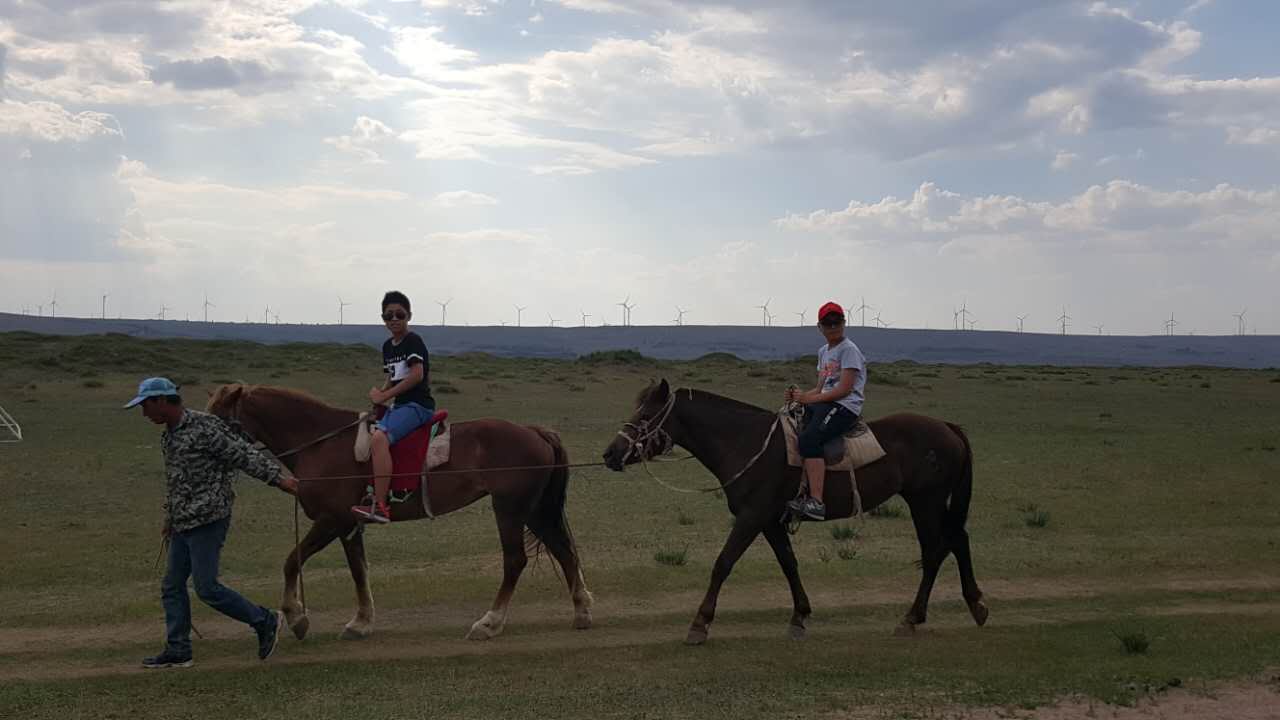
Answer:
[{"left": 161, "top": 409, "right": 281, "bottom": 532}]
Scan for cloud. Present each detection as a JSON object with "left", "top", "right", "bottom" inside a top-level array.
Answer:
[
  {"left": 325, "top": 115, "right": 395, "bottom": 163},
  {"left": 1051, "top": 150, "right": 1079, "bottom": 171},
  {"left": 149, "top": 56, "right": 295, "bottom": 94},
  {"left": 1226, "top": 126, "right": 1280, "bottom": 146},
  {"left": 428, "top": 190, "right": 498, "bottom": 208},
  {"left": 776, "top": 179, "right": 1280, "bottom": 254}
]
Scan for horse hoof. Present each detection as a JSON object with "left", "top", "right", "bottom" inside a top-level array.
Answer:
[
  {"left": 894, "top": 622, "right": 916, "bottom": 637},
  {"left": 970, "top": 600, "right": 990, "bottom": 627},
  {"left": 573, "top": 613, "right": 593, "bottom": 630},
  {"left": 290, "top": 615, "right": 310, "bottom": 641},
  {"left": 684, "top": 628, "right": 708, "bottom": 646},
  {"left": 340, "top": 625, "right": 372, "bottom": 641},
  {"left": 788, "top": 624, "right": 806, "bottom": 641}
]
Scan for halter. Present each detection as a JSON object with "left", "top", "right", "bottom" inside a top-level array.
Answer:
[{"left": 615, "top": 389, "right": 682, "bottom": 464}]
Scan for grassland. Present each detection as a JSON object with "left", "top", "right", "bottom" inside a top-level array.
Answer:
[{"left": 1, "top": 332, "right": 1278, "bottom": 719}]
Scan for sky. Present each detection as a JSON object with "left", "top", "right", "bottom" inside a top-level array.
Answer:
[{"left": 1, "top": 0, "right": 1277, "bottom": 335}]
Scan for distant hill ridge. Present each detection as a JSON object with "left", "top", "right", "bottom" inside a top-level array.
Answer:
[{"left": 1, "top": 313, "right": 1276, "bottom": 368}]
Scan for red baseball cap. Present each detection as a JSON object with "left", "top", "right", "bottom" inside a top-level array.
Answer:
[{"left": 818, "top": 301, "right": 844, "bottom": 321}]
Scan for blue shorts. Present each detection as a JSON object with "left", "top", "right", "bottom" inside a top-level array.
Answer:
[{"left": 375, "top": 402, "right": 434, "bottom": 445}]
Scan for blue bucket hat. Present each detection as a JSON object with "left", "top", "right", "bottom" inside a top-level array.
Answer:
[{"left": 123, "top": 377, "right": 180, "bottom": 408}]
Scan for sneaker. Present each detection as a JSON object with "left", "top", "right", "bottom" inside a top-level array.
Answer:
[
  {"left": 142, "top": 650, "right": 193, "bottom": 669},
  {"left": 351, "top": 501, "right": 391, "bottom": 524},
  {"left": 787, "top": 497, "right": 826, "bottom": 521},
  {"left": 256, "top": 610, "right": 284, "bottom": 661}
]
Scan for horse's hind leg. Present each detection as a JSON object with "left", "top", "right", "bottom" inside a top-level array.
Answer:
[
  {"left": 950, "top": 525, "right": 988, "bottom": 626},
  {"left": 762, "top": 522, "right": 812, "bottom": 640},
  {"left": 467, "top": 508, "right": 528, "bottom": 640},
  {"left": 898, "top": 493, "right": 948, "bottom": 636},
  {"left": 282, "top": 519, "right": 342, "bottom": 640},
  {"left": 535, "top": 520, "right": 593, "bottom": 630},
  {"left": 339, "top": 525, "right": 376, "bottom": 639}
]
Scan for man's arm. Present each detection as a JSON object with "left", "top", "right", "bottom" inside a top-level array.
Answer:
[{"left": 203, "top": 420, "right": 283, "bottom": 487}]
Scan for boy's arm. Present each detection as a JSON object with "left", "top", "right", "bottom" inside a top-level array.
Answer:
[{"left": 377, "top": 363, "right": 424, "bottom": 402}]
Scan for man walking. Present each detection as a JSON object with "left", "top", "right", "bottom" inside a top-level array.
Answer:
[{"left": 125, "top": 377, "right": 298, "bottom": 668}]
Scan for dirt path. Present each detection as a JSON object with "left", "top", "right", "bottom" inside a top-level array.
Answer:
[
  {"left": 837, "top": 676, "right": 1280, "bottom": 719},
  {"left": 1, "top": 572, "right": 1278, "bottom": 684}
]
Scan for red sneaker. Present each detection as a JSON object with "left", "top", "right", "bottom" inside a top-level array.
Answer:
[{"left": 351, "top": 501, "right": 391, "bottom": 524}]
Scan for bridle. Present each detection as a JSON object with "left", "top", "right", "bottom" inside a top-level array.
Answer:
[
  {"left": 223, "top": 390, "right": 362, "bottom": 460},
  {"left": 616, "top": 389, "right": 681, "bottom": 464}
]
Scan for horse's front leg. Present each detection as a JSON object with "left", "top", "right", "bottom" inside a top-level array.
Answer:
[
  {"left": 467, "top": 505, "right": 527, "bottom": 640},
  {"left": 340, "top": 524, "right": 376, "bottom": 640},
  {"left": 686, "top": 512, "right": 766, "bottom": 645},
  {"left": 762, "top": 522, "right": 812, "bottom": 639},
  {"left": 282, "top": 519, "right": 342, "bottom": 640}
]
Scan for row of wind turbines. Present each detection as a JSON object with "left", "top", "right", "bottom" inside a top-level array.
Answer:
[{"left": 14, "top": 292, "right": 1259, "bottom": 335}]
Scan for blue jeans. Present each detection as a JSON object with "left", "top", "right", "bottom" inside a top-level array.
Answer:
[
  {"left": 162, "top": 517, "right": 271, "bottom": 656},
  {"left": 376, "top": 401, "right": 434, "bottom": 445}
]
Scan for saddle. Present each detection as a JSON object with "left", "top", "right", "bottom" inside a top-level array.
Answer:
[
  {"left": 780, "top": 414, "right": 886, "bottom": 471},
  {"left": 354, "top": 408, "right": 451, "bottom": 514}
]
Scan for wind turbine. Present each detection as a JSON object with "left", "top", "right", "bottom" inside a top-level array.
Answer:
[
  {"left": 338, "top": 296, "right": 351, "bottom": 325},
  {"left": 264, "top": 305, "right": 271, "bottom": 324},
  {"left": 203, "top": 293, "right": 215, "bottom": 323},
  {"left": 674, "top": 306, "right": 689, "bottom": 326},
  {"left": 1057, "top": 307, "right": 1070, "bottom": 335},
  {"left": 616, "top": 296, "right": 636, "bottom": 327},
  {"left": 794, "top": 309, "right": 807, "bottom": 326},
  {"left": 272, "top": 311, "right": 282, "bottom": 325},
  {"left": 755, "top": 298, "right": 771, "bottom": 327},
  {"left": 965, "top": 317, "right": 976, "bottom": 331},
  {"left": 547, "top": 312, "right": 561, "bottom": 328},
  {"left": 437, "top": 298, "right": 452, "bottom": 326},
  {"left": 100, "top": 292, "right": 109, "bottom": 320},
  {"left": 1165, "top": 311, "right": 1177, "bottom": 336},
  {"left": 48, "top": 292, "right": 58, "bottom": 318},
  {"left": 1233, "top": 309, "right": 1247, "bottom": 336},
  {"left": 958, "top": 300, "right": 973, "bottom": 330},
  {"left": 580, "top": 310, "right": 592, "bottom": 327},
  {"left": 36, "top": 304, "right": 43, "bottom": 317},
  {"left": 1093, "top": 324, "right": 1104, "bottom": 335},
  {"left": 514, "top": 304, "right": 527, "bottom": 327},
  {"left": 874, "top": 312, "right": 891, "bottom": 328},
  {"left": 1016, "top": 314, "right": 1028, "bottom": 333},
  {"left": 158, "top": 305, "right": 170, "bottom": 321},
  {"left": 854, "top": 297, "right": 873, "bottom": 327},
  {"left": 952, "top": 307, "right": 960, "bottom": 331}
]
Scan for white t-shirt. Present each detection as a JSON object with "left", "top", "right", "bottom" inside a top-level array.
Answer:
[{"left": 817, "top": 338, "right": 866, "bottom": 416}]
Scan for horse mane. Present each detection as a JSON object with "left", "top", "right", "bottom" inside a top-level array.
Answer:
[
  {"left": 245, "top": 384, "right": 354, "bottom": 416},
  {"left": 638, "top": 382, "right": 773, "bottom": 420}
]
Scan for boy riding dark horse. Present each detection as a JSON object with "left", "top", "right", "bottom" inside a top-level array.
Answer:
[{"left": 785, "top": 301, "right": 867, "bottom": 521}]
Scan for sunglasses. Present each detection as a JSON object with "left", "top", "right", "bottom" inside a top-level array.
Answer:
[
  {"left": 819, "top": 317, "right": 844, "bottom": 329},
  {"left": 382, "top": 311, "right": 408, "bottom": 322}
]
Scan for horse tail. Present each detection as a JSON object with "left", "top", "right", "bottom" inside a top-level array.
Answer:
[
  {"left": 525, "top": 426, "right": 580, "bottom": 571},
  {"left": 943, "top": 422, "right": 974, "bottom": 542}
]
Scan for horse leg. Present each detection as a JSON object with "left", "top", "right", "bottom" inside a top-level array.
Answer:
[
  {"left": 950, "top": 524, "right": 988, "bottom": 626},
  {"left": 897, "top": 493, "right": 948, "bottom": 636},
  {"left": 339, "top": 525, "right": 376, "bottom": 640},
  {"left": 536, "top": 521, "right": 594, "bottom": 630},
  {"left": 686, "top": 512, "right": 766, "bottom": 646},
  {"left": 762, "top": 521, "right": 812, "bottom": 640},
  {"left": 281, "top": 519, "right": 342, "bottom": 640},
  {"left": 467, "top": 508, "right": 528, "bottom": 640}
]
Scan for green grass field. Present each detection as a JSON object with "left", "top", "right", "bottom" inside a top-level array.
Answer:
[{"left": 1, "top": 332, "right": 1278, "bottom": 719}]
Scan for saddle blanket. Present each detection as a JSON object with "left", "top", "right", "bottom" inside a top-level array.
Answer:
[
  {"left": 780, "top": 414, "right": 886, "bottom": 471},
  {"left": 354, "top": 412, "right": 451, "bottom": 494}
]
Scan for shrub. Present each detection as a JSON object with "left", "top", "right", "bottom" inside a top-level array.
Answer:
[
  {"left": 1116, "top": 631, "right": 1150, "bottom": 655},
  {"left": 654, "top": 546, "right": 688, "bottom": 566},
  {"left": 829, "top": 524, "right": 858, "bottom": 541}
]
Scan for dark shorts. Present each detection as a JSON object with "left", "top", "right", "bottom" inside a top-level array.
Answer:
[{"left": 798, "top": 402, "right": 859, "bottom": 458}]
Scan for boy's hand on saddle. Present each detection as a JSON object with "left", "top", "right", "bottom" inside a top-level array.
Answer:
[{"left": 276, "top": 475, "right": 299, "bottom": 496}]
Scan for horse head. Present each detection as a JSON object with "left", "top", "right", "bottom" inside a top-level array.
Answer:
[
  {"left": 206, "top": 383, "right": 261, "bottom": 444},
  {"left": 602, "top": 378, "right": 678, "bottom": 471}
]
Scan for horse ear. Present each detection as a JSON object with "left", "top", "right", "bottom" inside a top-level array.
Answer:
[{"left": 657, "top": 378, "right": 670, "bottom": 398}]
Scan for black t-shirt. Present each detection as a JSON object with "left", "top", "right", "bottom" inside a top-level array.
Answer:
[{"left": 382, "top": 332, "right": 433, "bottom": 408}]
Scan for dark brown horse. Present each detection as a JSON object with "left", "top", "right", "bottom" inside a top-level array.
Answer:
[
  {"left": 602, "top": 380, "right": 986, "bottom": 644},
  {"left": 206, "top": 384, "right": 592, "bottom": 641}
]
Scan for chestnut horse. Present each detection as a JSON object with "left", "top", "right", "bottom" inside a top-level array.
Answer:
[
  {"left": 602, "top": 380, "right": 987, "bottom": 644},
  {"left": 206, "top": 384, "right": 592, "bottom": 641}
]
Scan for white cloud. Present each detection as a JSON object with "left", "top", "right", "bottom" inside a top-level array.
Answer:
[
  {"left": 1226, "top": 126, "right": 1280, "bottom": 146},
  {"left": 428, "top": 190, "right": 499, "bottom": 208},
  {"left": 0, "top": 99, "right": 122, "bottom": 142},
  {"left": 1051, "top": 150, "right": 1079, "bottom": 171},
  {"left": 325, "top": 115, "right": 395, "bottom": 163}
]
